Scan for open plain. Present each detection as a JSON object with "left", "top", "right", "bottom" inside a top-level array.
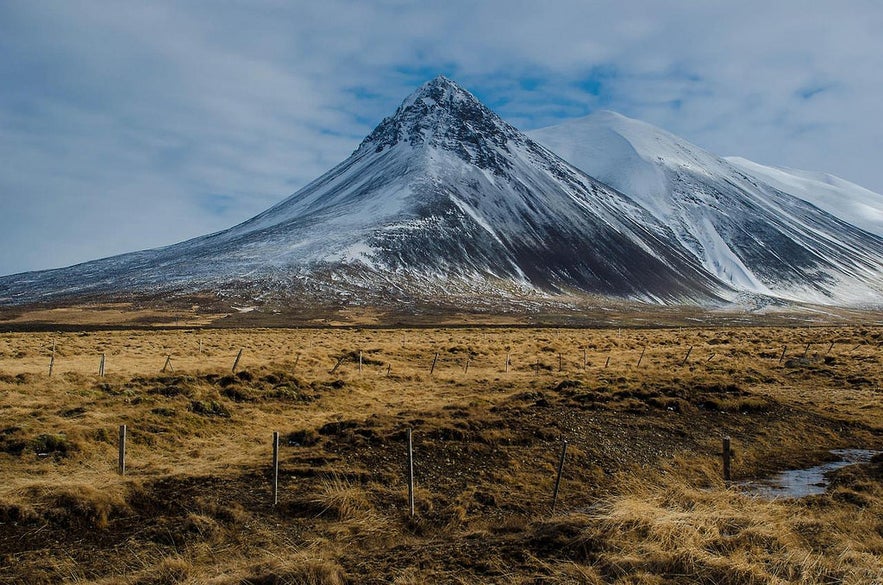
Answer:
[{"left": 1, "top": 324, "right": 881, "bottom": 584}]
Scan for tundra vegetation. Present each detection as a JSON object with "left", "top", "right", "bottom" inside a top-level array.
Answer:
[{"left": 0, "top": 325, "right": 881, "bottom": 584}]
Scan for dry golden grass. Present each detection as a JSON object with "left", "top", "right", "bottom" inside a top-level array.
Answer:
[{"left": 0, "top": 324, "right": 881, "bottom": 584}]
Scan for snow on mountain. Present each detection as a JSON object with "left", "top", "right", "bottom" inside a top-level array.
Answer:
[
  {"left": 724, "top": 157, "right": 883, "bottom": 238},
  {"left": 0, "top": 77, "right": 726, "bottom": 309},
  {"left": 529, "top": 111, "right": 883, "bottom": 305}
]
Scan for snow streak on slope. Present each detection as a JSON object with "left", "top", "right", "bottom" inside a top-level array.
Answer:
[
  {"left": 529, "top": 111, "right": 883, "bottom": 305},
  {"left": 725, "top": 157, "right": 883, "bottom": 238}
]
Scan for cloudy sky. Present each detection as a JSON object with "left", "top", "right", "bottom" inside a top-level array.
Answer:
[{"left": 2, "top": 1, "right": 882, "bottom": 276}]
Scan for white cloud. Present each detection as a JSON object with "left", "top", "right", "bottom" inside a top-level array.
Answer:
[{"left": 1, "top": 0, "right": 881, "bottom": 274}]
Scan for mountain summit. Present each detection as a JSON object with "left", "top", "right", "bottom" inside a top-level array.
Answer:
[{"left": 2, "top": 78, "right": 883, "bottom": 312}]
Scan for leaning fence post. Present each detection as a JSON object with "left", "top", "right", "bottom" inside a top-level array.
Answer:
[
  {"left": 232, "top": 348, "right": 244, "bottom": 372},
  {"left": 99, "top": 353, "right": 106, "bottom": 377},
  {"left": 802, "top": 343, "right": 811, "bottom": 359},
  {"left": 779, "top": 345, "right": 787, "bottom": 364},
  {"left": 551, "top": 440, "right": 568, "bottom": 514},
  {"left": 681, "top": 346, "right": 693, "bottom": 366},
  {"left": 464, "top": 358, "right": 470, "bottom": 374},
  {"left": 272, "top": 431, "right": 280, "bottom": 506},
  {"left": 118, "top": 424, "right": 127, "bottom": 475},
  {"left": 407, "top": 428, "right": 415, "bottom": 516},
  {"left": 636, "top": 347, "right": 646, "bottom": 368},
  {"left": 722, "top": 436, "right": 731, "bottom": 482},
  {"left": 430, "top": 352, "right": 439, "bottom": 376},
  {"left": 162, "top": 355, "right": 172, "bottom": 373}
]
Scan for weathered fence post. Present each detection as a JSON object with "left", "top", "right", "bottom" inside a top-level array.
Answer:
[
  {"left": 232, "top": 348, "right": 243, "bottom": 372},
  {"left": 99, "top": 353, "right": 106, "bottom": 377},
  {"left": 722, "top": 436, "right": 731, "bottom": 482},
  {"left": 48, "top": 355, "right": 55, "bottom": 377},
  {"left": 706, "top": 353, "right": 716, "bottom": 363},
  {"left": 386, "top": 363, "right": 391, "bottom": 376},
  {"left": 826, "top": 341, "right": 835, "bottom": 355},
  {"left": 681, "top": 346, "right": 693, "bottom": 366},
  {"left": 118, "top": 424, "right": 127, "bottom": 475},
  {"left": 778, "top": 345, "right": 787, "bottom": 364},
  {"left": 330, "top": 356, "right": 345, "bottom": 375},
  {"left": 358, "top": 351, "right": 363, "bottom": 373},
  {"left": 636, "top": 347, "right": 646, "bottom": 368},
  {"left": 505, "top": 352, "right": 511, "bottom": 373},
  {"left": 430, "top": 352, "right": 439, "bottom": 376},
  {"left": 604, "top": 355, "right": 610, "bottom": 368},
  {"left": 558, "top": 353, "right": 563, "bottom": 372},
  {"left": 162, "top": 355, "right": 173, "bottom": 373},
  {"left": 272, "top": 431, "right": 280, "bottom": 506},
  {"left": 802, "top": 343, "right": 811, "bottom": 359},
  {"left": 407, "top": 428, "right": 415, "bottom": 517},
  {"left": 551, "top": 440, "right": 568, "bottom": 514},
  {"left": 464, "top": 358, "right": 470, "bottom": 374}
]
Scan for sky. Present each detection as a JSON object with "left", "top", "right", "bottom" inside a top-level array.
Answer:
[{"left": 2, "top": 1, "right": 882, "bottom": 276}]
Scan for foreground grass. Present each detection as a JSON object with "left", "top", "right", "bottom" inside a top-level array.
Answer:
[{"left": 0, "top": 325, "right": 881, "bottom": 584}]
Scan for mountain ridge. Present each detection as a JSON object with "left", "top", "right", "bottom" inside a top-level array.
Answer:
[{"left": 2, "top": 77, "right": 882, "bottom": 312}]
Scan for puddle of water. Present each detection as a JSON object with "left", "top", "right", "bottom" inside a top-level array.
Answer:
[{"left": 739, "top": 449, "right": 881, "bottom": 499}]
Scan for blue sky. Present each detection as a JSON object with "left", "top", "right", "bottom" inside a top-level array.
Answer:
[{"left": 2, "top": 0, "right": 882, "bottom": 275}]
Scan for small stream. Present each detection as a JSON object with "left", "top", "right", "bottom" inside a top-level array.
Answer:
[{"left": 739, "top": 449, "right": 881, "bottom": 499}]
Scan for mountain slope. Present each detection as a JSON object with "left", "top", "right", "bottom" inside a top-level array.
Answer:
[
  {"left": 0, "top": 77, "right": 726, "bottom": 309},
  {"left": 529, "top": 111, "right": 883, "bottom": 305},
  {"left": 724, "top": 157, "right": 883, "bottom": 238}
]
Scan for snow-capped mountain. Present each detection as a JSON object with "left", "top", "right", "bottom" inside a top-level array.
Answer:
[
  {"left": 1, "top": 78, "right": 882, "bottom": 311},
  {"left": 0, "top": 77, "right": 725, "bottom": 309},
  {"left": 529, "top": 111, "right": 883, "bottom": 305}
]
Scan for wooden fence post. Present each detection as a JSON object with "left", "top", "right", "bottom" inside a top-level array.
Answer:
[
  {"left": 48, "top": 355, "right": 55, "bottom": 377},
  {"left": 551, "top": 440, "right": 568, "bottom": 514},
  {"left": 505, "top": 352, "right": 511, "bottom": 373},
  {"left": 558, "top": 353, "right": 563, "bottom": 372},
  {"left": 232, "top": 348, "right": 244, "bottom": 372},
  {"left": 118, "top": 424, "right": 127, "bottom": 475},
  {"left": 464, "top": 358, "right": 470, "bottom": 374},
  {"left": 826, "top": 341, "right": 834, "bottom": 355},
  {"left": 407, "top": 428, "right": 415, "bottom": 516},
  {"left": 99, "top": 353, "right": 106, "bottom": 377},
  {"left": 162, "top": 355, "right": 173, "bottom": 373},
  {"left": 802, "top": 343, "right": 811, "bottom": 359},
  {"left": 272, "top": 431, "right": 280, "bottom": 506},
  {"left": 722, "top": 436, "right": 731, "bottom": 482},
  {"left": 330, "top": 356, "right": 345, "bottom": 375},
  {"left": 605, "top": 355, "right": 610, "bottom": 368},
  {"left": 778, "top": 345, "right": 787, "bottom": 364},
  {"left": 430, "top": 352, "right": 439, "bottom": 376},
  {"left": 636, "top": 347, "right": 646, "bottom": 368},
  {"left": 681, "top": 346, "right": 693, "bottom": 366},
  {"left": 386, "top": 363, "right": 391, "bottom": 376}
]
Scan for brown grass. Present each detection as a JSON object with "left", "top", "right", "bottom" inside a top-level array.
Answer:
[{"left": 0, "top": 325, "right": 881, "bottom": 583}]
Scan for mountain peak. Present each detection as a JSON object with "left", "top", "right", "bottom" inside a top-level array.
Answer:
[{"left": 357, "top": 76, "right": 522, "bottom": 173}]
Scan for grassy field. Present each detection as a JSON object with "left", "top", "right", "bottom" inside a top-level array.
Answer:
[{"left": 0, "top": 325, "right": 881, "bottom": 584}]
